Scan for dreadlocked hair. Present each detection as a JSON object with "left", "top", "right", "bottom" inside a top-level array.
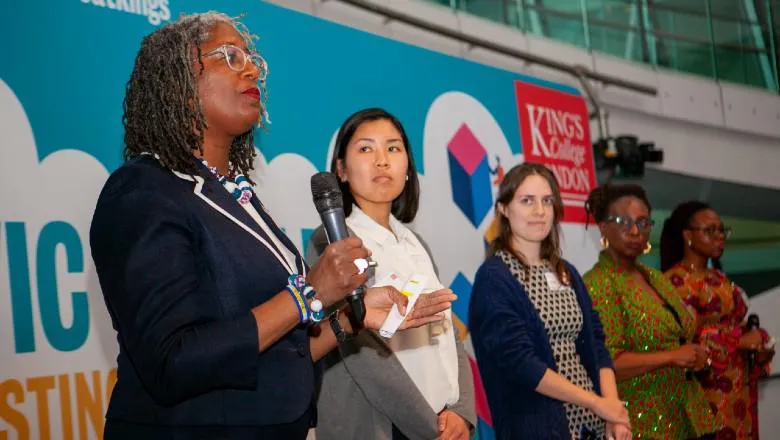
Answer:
[
  {"left": 660, "top": 201, "right": 722, "bottom": 272},
  {"left": 122, "top": 11, "right": 267, "bottom": 183},
  {"left": 490, "top": 163, "right": 570, "bottom": 286},
  {"left": 584, "top": 183, "right": 652, "bottom": 225}
]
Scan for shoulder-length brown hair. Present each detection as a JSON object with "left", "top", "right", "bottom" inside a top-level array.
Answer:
[{"left": 490, "top": 162, "right": 570, "bottom": 285}]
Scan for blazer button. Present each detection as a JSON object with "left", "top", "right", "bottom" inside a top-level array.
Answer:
[{"left": 297, "top": 344, "right": 307, "bottom": 357}]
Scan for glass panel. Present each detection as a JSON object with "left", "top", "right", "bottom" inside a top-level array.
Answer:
[
  {"left": 523, "top": 0, "right": 589, "bottom": 49},
  {"left": 773, "top": 0, "right": 780, "bottom": 26},
  {"left": 590, "top": 25, "right": 647, "bottom": 63},
  {"left": 505, "top": 0, "right": 525, "bottom": 30},
  {"left": 459, "top": 0, "right": 514, "bottom": 26},
  {"left": 646, "top": 4, "right": 715, "bottom": 77},
  {"left": 412, "top": 0, "right": 780, "bottom": 92},
  {"left": 419, "top": 0, "right": 453, "bottom": 8},
  {"left": 588, "top": 0, "right": 650, "bottom": 64},
  {"left": 712, "top": 16, "right": 770, "bottom": 88},
  {"left": 771, "top": 1, "right": 780, "bottom": 86}
]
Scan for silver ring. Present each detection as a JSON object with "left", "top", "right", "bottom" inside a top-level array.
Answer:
[
  {"left": 353, "top": 258, "right": 368, "bottom": 274},
  {"left": 353, "top": 258, "right": 376, "bottom": 275}
]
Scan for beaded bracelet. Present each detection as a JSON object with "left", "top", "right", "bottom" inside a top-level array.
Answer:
[
  {"left": 285, "top": 283, "right": 309, "bottom": 324},
  {"left": 287, "top": 275, "right": 327, "bottom": 324}
]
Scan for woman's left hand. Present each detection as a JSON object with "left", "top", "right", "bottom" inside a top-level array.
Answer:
[
  {"left": 606, "top": 421, "right": 632, "bottom": 440},
  {"left": 361, "top": 286, "right": 455, "bottom": 331},
  {"left": 437, "top": 410, "right": 470, "bottom": 440},
  {"left": 693, "top": 344, "right": 711, "bottom": 371}
]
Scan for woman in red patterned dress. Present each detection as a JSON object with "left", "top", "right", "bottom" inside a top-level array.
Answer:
[{"left": 660, "top": 201, "right": 775, "bottom": 440}]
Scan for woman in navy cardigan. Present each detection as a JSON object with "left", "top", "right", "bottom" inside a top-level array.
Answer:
[{"left": 469, "top": 164, "right": 631, "bottom": 440}]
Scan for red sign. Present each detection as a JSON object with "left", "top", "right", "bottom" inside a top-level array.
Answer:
[{"left": 514, "top": 79, "right": 596, "bottom": 223}]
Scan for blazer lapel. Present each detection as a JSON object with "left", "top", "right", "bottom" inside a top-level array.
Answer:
[
  {"left": 171, "top": 163, "right": 295, "bottom": 273},
  {"left": 250, "top": 195, "right": 307, "bottom": 275},
  {"left": 195, "top": 162, "right": 265, "bottom": 233}
]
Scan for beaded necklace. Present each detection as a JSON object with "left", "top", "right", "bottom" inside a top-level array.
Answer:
[{"left": 201, "top": 160, "right": 253, "bottom": 205}]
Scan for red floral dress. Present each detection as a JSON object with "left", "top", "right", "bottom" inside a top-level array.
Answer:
[{"left": 666, "top": 265, "right": 770, "bottom": 440}]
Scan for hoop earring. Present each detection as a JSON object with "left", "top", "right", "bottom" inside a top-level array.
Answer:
[
  {"left": 600, "top": 236, "right": 609, "bottom": 250},
  {"left": 643, "top": 241, "right": 653, "bottom": 254}
]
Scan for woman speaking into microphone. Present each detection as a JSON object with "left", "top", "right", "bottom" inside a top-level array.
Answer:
[{"left": 90, "top": 13, "right": 451, "bottom": 439}]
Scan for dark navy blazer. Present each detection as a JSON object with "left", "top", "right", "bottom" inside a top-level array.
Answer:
[
  {"left": 468, "top": 256, "right": 613, "bottom": 440},
  {"left": 90, "top": 156, "right": 317, "bottom": 436}
]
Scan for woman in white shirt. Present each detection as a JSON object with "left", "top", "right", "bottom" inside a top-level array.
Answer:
[{"left": 307, "top": 108, "right": 475, "bottom": 440}]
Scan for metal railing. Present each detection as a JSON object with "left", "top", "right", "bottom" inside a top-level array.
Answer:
[{"left": 422, "top": 0, "right": 780, "bottom": 92}]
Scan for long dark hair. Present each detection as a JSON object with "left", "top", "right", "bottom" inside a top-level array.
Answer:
[
  {"left": 660, "top": 201, "right": 722, "bottom": 272},
  {"left": 490, "top": 163, "right": 569, "bottom": 285},
  {"left": 329, "top": 108, "right": 420, "bottom": 223},
  {"left": 122, "top": 12, "right": 264, "bottom": 182}
]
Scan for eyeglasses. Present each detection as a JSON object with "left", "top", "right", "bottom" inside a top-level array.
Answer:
[
  {"left": 202, "top": 44, "right": 268, "bottom": 81},
  {"left": 688, "top": 225, "right": 733, "bottom": 239},
  {"left": 604, "top": 215, "right": 654, "bottom": 233}
]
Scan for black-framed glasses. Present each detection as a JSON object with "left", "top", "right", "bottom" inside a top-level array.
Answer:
[
  {"left": 604, "top": 215, "right": 654, "bottom": 233},
  {"left": 202, "top": 44, "right": 268, "bottom": 80},
  {"left": 688, "top": 225, "right": 733, "bottom": 239}
]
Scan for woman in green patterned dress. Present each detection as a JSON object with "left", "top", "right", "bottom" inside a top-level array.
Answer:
[{"left": 582, "top": 184, "right": 722, "bottom": 440}]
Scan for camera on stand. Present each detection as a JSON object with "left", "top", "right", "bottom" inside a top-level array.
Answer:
[{"left": 593, "top": 135, "right": 663, "bottom": 179}]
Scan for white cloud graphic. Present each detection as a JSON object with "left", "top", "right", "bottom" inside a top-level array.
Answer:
[
  {"left": 250, "top": 150, "right": 324, "bottom": 254},
  {"left": 413, "top": 92, "right": 520, "bottom": 288},
  {"left": 0, "top": 78, "right": 116, "bottom": 373},
  {"left": 0, "top": 78, "right": 116, "bottom": 439}
]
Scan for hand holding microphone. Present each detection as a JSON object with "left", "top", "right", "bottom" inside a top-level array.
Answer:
[
  {"left": 307, "top": 172, "right": 452, "bottom": 335},
  {"left": 310, "top": 172, "right": 369, "bottom": 331},
  {"left": 305, "top": 236, "right": 371, "bottom": 309}
]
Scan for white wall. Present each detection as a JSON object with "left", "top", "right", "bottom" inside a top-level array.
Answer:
[
  {"left": 265, "top": 0, "right": 780, "bottom": 437},
  {"left": 752, "top": 285, "right": 780, "bottom": 437}
]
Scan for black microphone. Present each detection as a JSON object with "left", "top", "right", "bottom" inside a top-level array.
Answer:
[
  {"left": 746, "top": 313, "right": 760, "bottom": 370},
  {"left": 310, "top": 172, "right": 366, "bottom": 330}
]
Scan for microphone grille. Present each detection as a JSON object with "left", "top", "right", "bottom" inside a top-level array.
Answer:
[{"left": 310, "top": 172, "right": 344, "bottom": 213}]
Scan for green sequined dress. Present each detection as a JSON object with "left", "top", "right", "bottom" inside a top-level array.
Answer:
[{"left": 583, "top": 253, "right": 721, "bottom": 440}]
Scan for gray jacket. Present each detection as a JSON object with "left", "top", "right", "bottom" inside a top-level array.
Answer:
[{"left": 307, "top": 226, "right": 476, "bottom": 440}]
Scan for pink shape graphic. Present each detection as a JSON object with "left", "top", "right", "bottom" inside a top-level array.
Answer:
[
  {"left": 448, "top": 123, "right": 486, "bottom": 175},
  {"left": 469, "top": 355, "right": 493, "bottom": 426}
]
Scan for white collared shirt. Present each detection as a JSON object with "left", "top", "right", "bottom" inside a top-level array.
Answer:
[{"left": 347, "top": 205, "right": 460, "bottom": 412}]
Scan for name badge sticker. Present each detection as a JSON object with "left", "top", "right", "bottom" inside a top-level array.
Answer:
[{"left": 545, "top": 272, "right": 563, "bottom": 291}]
